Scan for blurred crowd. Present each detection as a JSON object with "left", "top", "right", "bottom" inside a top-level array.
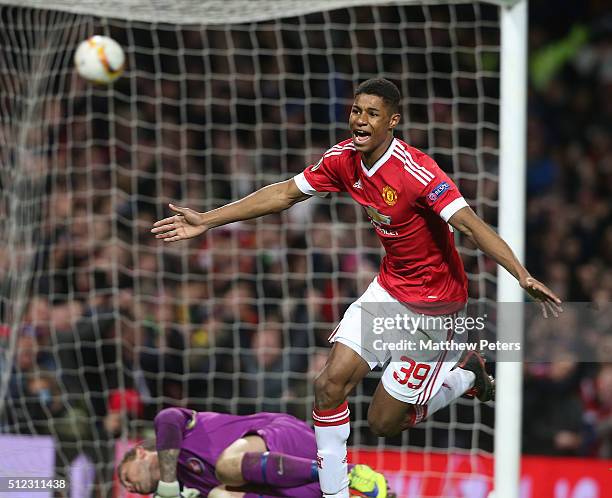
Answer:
[
  {"left": 0, "top": 1, "right": 611, "bottom": 493},
  {"left": 520, "top": 2, "right": 612, "bottom": 457}
]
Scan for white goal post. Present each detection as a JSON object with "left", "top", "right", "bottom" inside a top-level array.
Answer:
[
  {"left": 496, "top": 2, "right": 527, "bottom": 498},
  {"left": 0, "top": 1, "right": 526, "bottom": 496}
]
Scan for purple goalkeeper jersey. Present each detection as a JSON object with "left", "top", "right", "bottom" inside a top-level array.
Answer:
[{"left": 155, "top": 408, "right": 319, "bottom": 497}]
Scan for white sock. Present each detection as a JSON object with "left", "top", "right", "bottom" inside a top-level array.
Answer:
[
  {"left": 313, "top": 401, "right": 350, "bottom": 498},
  {"left": 426, "top": 368, "right": 475, "bottom": 416}
]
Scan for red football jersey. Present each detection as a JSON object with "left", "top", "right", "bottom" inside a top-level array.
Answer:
[{"left": 294, "top": 138, "right": 468, "bottom": 314}]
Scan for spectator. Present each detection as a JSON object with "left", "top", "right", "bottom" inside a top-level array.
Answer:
[
  {"left": 103, "top": 388, "right": 145, "bottom": 438},
  {"left": 240, "top": 318, "right": 286, "bottom": 413},
  {"left": 523, "top": 356, "right": 585, "bottom": 456},
  {"left": 583, "top": 364, "right": 612, "bottom": 457}
]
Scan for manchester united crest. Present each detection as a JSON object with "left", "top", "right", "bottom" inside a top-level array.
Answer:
[{"left": 382, "top": 185, "right": 398, "bottom": 206}]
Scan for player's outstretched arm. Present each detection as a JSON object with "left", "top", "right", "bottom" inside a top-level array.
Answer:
[
  {"left": 449, "top": 206, "right": 563, "bottom": 318},
  {"left": 151, "top": 179, "right": 311, "bottom": 242}
]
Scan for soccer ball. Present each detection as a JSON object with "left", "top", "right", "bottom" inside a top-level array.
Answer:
[{"left": 74, "top": 35, "right": 125, "bottom": 84}]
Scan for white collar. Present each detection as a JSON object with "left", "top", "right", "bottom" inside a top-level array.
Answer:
[{"left": 360, "top": 138, "right": 397, "bottom": 177}]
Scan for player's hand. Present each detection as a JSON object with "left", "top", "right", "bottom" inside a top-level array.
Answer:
[
  {"left": 520, "top": 276, "right": 563, "bottom": 318},
  {"left": 151, "top": 204, "right": 208, "bottom": 242}
]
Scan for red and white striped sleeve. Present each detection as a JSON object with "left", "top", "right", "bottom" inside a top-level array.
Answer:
[
  {"left": 395, "top": 142, "right": 468, "bottom": 221},
  {"left": 419, "top": 163, "right": 468, "bottom": 222},
  {"left": 294, "top": 143, "right": 351, "bottom": 196}
]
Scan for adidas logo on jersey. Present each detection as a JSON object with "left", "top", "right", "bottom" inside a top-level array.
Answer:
[{"left": 353, "top": 179, "right": 362, "bottom": 189}]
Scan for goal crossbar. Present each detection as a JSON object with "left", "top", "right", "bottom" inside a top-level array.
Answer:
[{"left": 0, "top": 0, "right": 522, "bottom": 24}]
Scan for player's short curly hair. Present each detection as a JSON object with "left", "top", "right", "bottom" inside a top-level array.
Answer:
[{"left": 355, "top": 78, "right": 401, "bottom": 114}]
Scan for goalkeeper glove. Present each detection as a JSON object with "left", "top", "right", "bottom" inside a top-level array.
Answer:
[
  {"left": 154, "top": 481, "right": 181, "bottom": 498},
  {"left": 154, "top": 481, "right": 201, "bottom": 498}
]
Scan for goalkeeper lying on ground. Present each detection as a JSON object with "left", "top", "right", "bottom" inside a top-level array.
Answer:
[{"left": 118, "top": 408, "right": 391, "bottom": 498}]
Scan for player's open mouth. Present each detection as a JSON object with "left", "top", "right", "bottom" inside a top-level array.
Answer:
[{"left": 353, "top": 130, "right": 371, "bottom": 144}]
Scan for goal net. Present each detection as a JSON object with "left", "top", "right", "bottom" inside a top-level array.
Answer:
[{"left": 0, "top": 1, "right": 509, "bottom": 495}]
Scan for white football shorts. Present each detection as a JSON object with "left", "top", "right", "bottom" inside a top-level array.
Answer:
[{"left": 328, "top": 277, "right": 466, "bottom": 405}]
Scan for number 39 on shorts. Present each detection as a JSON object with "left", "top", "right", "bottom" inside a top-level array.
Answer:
[{"left": 393, "top": 356, "right": 431, "bottom": 389}]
